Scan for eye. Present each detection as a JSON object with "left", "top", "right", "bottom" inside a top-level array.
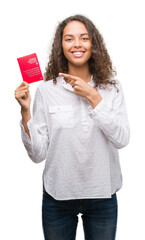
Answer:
[
  {"left": 65, "top": 38, "right": 72, "bottom": 42},
  {"left": 82, "top": 37, "right": 89, "bottom": 41}
]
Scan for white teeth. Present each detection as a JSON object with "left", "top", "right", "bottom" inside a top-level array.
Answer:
[{"left": 72, "top": 52, "right": 84, "bottom": 55}]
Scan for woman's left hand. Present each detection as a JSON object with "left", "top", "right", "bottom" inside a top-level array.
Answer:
[
  {"left": 59, "top": 73, "right": 102, "bottom": 108},
  {"left": 59, "top": 73, "right": 96, "bottom": 98}
]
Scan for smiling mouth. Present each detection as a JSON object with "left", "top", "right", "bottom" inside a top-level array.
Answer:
[{"left": 71, "top": 51, "right": 85, "bottom": 57}]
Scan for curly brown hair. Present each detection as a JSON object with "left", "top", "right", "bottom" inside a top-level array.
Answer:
[{"left": 44, "top": 14, "right": 118, "bottom": 91}]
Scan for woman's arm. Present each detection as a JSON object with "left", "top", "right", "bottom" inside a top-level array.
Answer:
[
  {"left": 21, "top": 108, "right": 31, "bottom": 139},
  {"left": 15, "top": 82, "right": 49, "bottom": 163},
  {"left": 15, "top": 81, "right": 32, "bottom": 139},
  {"left": 87, "top": 81, "right": 130, "bottom": 149},
  {"left": 20, "top": 87, "right": 49, "bottom": 163}
]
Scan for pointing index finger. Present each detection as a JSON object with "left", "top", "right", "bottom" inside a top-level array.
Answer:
[{"left": 59, "top": 73, "right": 79, "bottom": 81}]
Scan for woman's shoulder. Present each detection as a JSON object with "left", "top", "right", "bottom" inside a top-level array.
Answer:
[
  {"left": 97, "top": 78, "right": 120, "bottom": 91},
  {"left": 39, "top": 78, "right": 54, "bottom": 87},
  {"left": 37, "top": 77, "right": 60, "bottom": 92},
  {"left": 107, "top": 78, "right": 123, "bottom": 92}
]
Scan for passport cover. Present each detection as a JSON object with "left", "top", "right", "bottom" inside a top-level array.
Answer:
[{"left": 17, "top": 53, "right": 43, "bottom": 84}]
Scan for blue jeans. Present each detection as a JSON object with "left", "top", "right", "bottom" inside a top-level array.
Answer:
[{"left": 42, "top": 188, "right": 118, "bottom": 240}]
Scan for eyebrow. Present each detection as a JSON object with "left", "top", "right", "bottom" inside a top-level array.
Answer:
[{"left": 63, "top": 33, "right": 89, "bottom": 38}]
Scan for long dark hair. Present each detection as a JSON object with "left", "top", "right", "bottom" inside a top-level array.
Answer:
[{"left": 44, "top": 14, "right": 118, "bottom": 90}]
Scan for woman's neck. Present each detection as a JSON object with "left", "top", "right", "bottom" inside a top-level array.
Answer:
[{"left": 68, "top": 64, "right": 91, "bottom": 83}]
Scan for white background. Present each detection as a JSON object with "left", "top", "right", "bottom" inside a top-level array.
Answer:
[{"left": 0, "top": 0, "right": 145, "bottom": 239}]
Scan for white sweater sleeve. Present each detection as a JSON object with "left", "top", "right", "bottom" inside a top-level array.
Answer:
[
  {"left": 20, "top": 86, "right": 49, "bottom": 163},
  {"left": 88, "top": 81, "right": 130, "bottom": 149}
]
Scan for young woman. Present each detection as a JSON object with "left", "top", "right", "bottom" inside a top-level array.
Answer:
[{"left": 15, "top": 15, "right": 130, "bottom": 240}]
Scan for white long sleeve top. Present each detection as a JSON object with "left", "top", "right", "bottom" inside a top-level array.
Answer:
[{"left": 20, "top": 76, "right": 130, "bottom": 200}]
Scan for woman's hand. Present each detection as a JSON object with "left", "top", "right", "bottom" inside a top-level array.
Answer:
[
  {"left": 59, "top": 73, "right": 102, "bottom": 108},
  {"left": 15, "top": 81, "right": 31, "bottom": 111}
]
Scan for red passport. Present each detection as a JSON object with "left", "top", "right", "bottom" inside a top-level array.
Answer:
[{"left": 17, "top": 53, "right": 43, "bottom": 84}]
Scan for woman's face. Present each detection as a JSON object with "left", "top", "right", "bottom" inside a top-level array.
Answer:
[{"left": 62, "top": 21, "right": 92, "bottom": 68}]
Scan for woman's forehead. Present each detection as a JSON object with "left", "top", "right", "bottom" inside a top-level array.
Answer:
[{"left": 63, "top": 21, "right": 89, "bottom": 36}]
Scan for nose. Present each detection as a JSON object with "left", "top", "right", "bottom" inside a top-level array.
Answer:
[{"left": 74, "top": 38, "right": 81, "bottom": 48}]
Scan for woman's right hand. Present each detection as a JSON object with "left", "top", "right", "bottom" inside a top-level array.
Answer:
[{"left": 15, "top": 81, "right": 31, "bottom": 111}]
